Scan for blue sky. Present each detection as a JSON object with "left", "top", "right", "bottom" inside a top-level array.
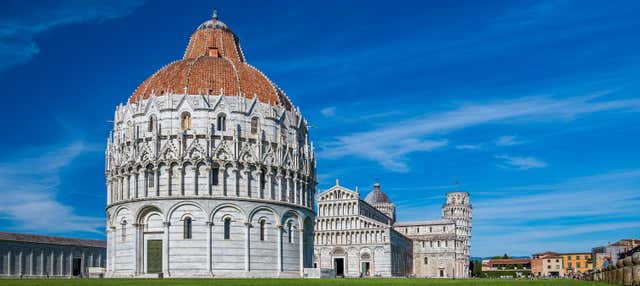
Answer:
[{"left": 0, "top": 0, "right": 638, "bottom": 257}]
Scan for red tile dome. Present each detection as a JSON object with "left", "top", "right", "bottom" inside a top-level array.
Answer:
[{"left": 129, "top": 12, "right": 292, "bottom": 109}]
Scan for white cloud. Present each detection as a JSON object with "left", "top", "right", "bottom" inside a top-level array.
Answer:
[
  {"left": 0, "top": 1, "right": 146, "bottom": 70},
  {"left": 495, "top": 135, "right": 526, "bottom": 146},
  {"left": 494, "top": 154, "right": 547, "bottom": 170},
  {"left": 320, "top": 106, "right": 336, "bottom": 117},
  {"left": 456, "top": 144, "right": 483, "bottom": 150},
  {"left": 319, "top": 92, "right": 640, "bottom": 171},
  {"left": 0, "top": 141, "right": 103, "bottom": 234}
]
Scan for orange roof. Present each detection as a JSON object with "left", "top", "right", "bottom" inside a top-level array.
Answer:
[{"left": 129, "top": 14, "right": 291, "bottom": 110}]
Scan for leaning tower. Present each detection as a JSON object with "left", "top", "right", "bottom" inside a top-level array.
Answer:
[{"left": 442, "top": 184, "right": 472, "bottom": 277}]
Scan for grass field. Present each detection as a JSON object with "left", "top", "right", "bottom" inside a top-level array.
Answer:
[{"left": 0, "top": 279, "right": 609, "bottom": 286}]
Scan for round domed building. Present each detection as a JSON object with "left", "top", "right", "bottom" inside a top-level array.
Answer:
[{"left": 104, "top": 11, "right": 316, "bottom": 278}]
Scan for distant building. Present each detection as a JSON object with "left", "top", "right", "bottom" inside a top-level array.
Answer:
[
  {"left": 590, "top": 238, "right": 640, "bottom": 271},
  {"left": 481, "top": 258, "right": 531, "bottom": 272},
  {"left": 591, "top": 246, "right": 608, "bottom": 271},
  {"left": 604, "top": 239, "right": 640, "bottom": 265},
  {"left": 0, "top": 232, "right": 106, "bottom": 277},
  {"left": 531, "top": 252, "right": 564, "bottom": 277},
  {"left": 560, "top": 252, "right": 592, "bottom": 274},
  {"left": 314, "top": 181, "right": 471, "bottom": 278}
]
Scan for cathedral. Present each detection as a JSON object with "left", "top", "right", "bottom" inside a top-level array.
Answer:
[
  {"left": 314, "top": 181, "right": 472, "bottom": 278},
  {"left": 104, "top": 11, "right": 316, "bottom": 278}
]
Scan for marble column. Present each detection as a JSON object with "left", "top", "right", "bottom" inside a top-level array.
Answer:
[
  {"left": 162, "top": 222, "right": 170, "bottom": 276},
  {"left": 245, "top": 222, "right": 251, "bottom": 272},
  {"left": 276, "top": 224, "right": 283, "bottom": 274},
  {"left": 40, "top": 251, "right": 44, "bottom": 276},
  {"left": 219, "top": 166, "right": 226, "bottom": 196},
  {"left": 206, "top": 221, "right": 213, "bottom": 275},
  {"left": 132, "top": 223, "right": 140, "bottom": 275},
  {"left": 276, "top": 171, "right": 283, "bottom": 201},
  {"left": 256, "top": 169, "right": 263, "bottom": 199},
  {"left": 298, "top": 228, "right": 304, "bottom": 276},
  {"left": 232, "top": 166, "right": 240, "bottom": 197},
  {"left": 205, "top": 166, "right": 212, "bottom": 196},
  {"left": 107, "top": 179, "right": 112, "bottom": 204},
  {"left": 154, "top": 166, "right": 160, "bottom": 197},
  {"left": 110, "top": 226, "right": 116, "bottom": 274},
  {"left": 49, "top": 251, "right": 53, "bottom": 276},
  {"left": 29, "top": 250, "right": 33, "bottom": 276},
  {"left": 178, "top": 167, "right": 184, "bottom": 196},
  {"left": 268, "top": 168, "right": 275, "bottom": 200}
]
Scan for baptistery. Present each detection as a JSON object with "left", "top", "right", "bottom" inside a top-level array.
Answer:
[{"left": 104, "top": 11, "right": 316, "bottom": 278}]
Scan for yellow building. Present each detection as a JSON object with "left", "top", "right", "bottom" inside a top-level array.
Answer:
[{"left": 561, "top": 252, "right": 592, "bottom": 274}]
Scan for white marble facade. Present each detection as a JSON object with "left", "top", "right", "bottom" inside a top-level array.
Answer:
[
  {"left": 314, "top": 182, "right": 471, "bottom": 278},
  {"left": 105, "top": 91, "right": 316, "bottom": 277},
  {"left": 105, "top": 13, "right": 317, "bottom": 278},
  {"left": 0, "top": 233, "right": 105, "bottom": 278}
]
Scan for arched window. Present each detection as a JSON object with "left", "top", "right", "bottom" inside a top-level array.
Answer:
[
  {"left": 224, "top": 217, "right": 231, "bottom": 240},
  {"left": 251, "top": 117, "right": 259, "bottom": 135},
  {"left": 259, "top": 220, "right": 266, "bottom": 241},
  {"left": 147, "top": 168, "right": 154, "bottom": 188},
  {"left": 287, "top": 222, "right": 293, "bottom": 243},
  {"left": 148, "top": 115, "right": 156, "bottom": 132},
  {"left": 181, "top": 112, "right": 192, "bottom": 130},
  {"left": 217, "top": 114, "right": 226, "bottom": 131},
  {"left": 211, "top": 167, "right": 219, "bottom": 186},
  {"left": 424, "top": 257, "right": 428, "bottom": 265},
  {"left": 183, "top": 217, "right": 192, "bottom": 239}
]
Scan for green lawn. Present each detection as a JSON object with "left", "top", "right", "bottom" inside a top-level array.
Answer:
[{"left": 0, "top": 279, "right": 610, "bottom": 286}]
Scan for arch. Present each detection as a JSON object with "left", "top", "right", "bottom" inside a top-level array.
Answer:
[
  {"left": 110, "top": 206, "right": 132, "bottom": 226},
  {"left": 210, "top": 203, "right": 246, "bottom": 223},
  {"left": 280, "top": 210, "right": 302, "bottom": 228},
  {"left": 248, "top": 205, "right": 280, "bottom": 223},
  {"left": 135, "top": 205, "right": 164, "bottom": 225},
  {"left": 166, "top": 201, "right": 206, "bottom": 222}
]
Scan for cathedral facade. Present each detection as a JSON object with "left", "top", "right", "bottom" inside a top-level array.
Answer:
[
  {"left": 104, "top": 12, "right": 316, "bottom": 278},
  {"left": 314, "top": 182, "right": 471, "bottom": 278}
]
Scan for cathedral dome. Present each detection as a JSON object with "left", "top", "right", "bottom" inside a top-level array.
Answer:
[
  {"left": 128, "top": 11, "right": 292, "bottom": 109},
  {"left": 364, "top": 182, "right": 392, "bottom": 204}
]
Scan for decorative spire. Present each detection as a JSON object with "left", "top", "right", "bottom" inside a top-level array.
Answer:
[
  {"left": 335, "top": 178, "right": 340, "bottom": 186},
  {"left": 455, "top": 178, "right": 459, "bottom": 191},
  {"left": 213, "top": 8, "right": 218, "bottom": 19}
]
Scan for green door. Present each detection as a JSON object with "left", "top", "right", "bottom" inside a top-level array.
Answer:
[{"left": 147, "top": 240, "right": 162, "bottom": 273}]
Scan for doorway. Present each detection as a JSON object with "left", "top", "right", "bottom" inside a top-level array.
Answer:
[
  {"left": 439, "top": 268, "right": 445, "bottom": 277},
  {"left": 72, "top": 258, "right": 82, "bottom": 276},
  {"left": 361, "top": 262, "right": 371, "bottom": 276},
  {"left": 147, "top": 240, "right": 163, "bottom": 273},
  {"left": 334, "top": 258, "right": 344, "bottom": 277}
]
